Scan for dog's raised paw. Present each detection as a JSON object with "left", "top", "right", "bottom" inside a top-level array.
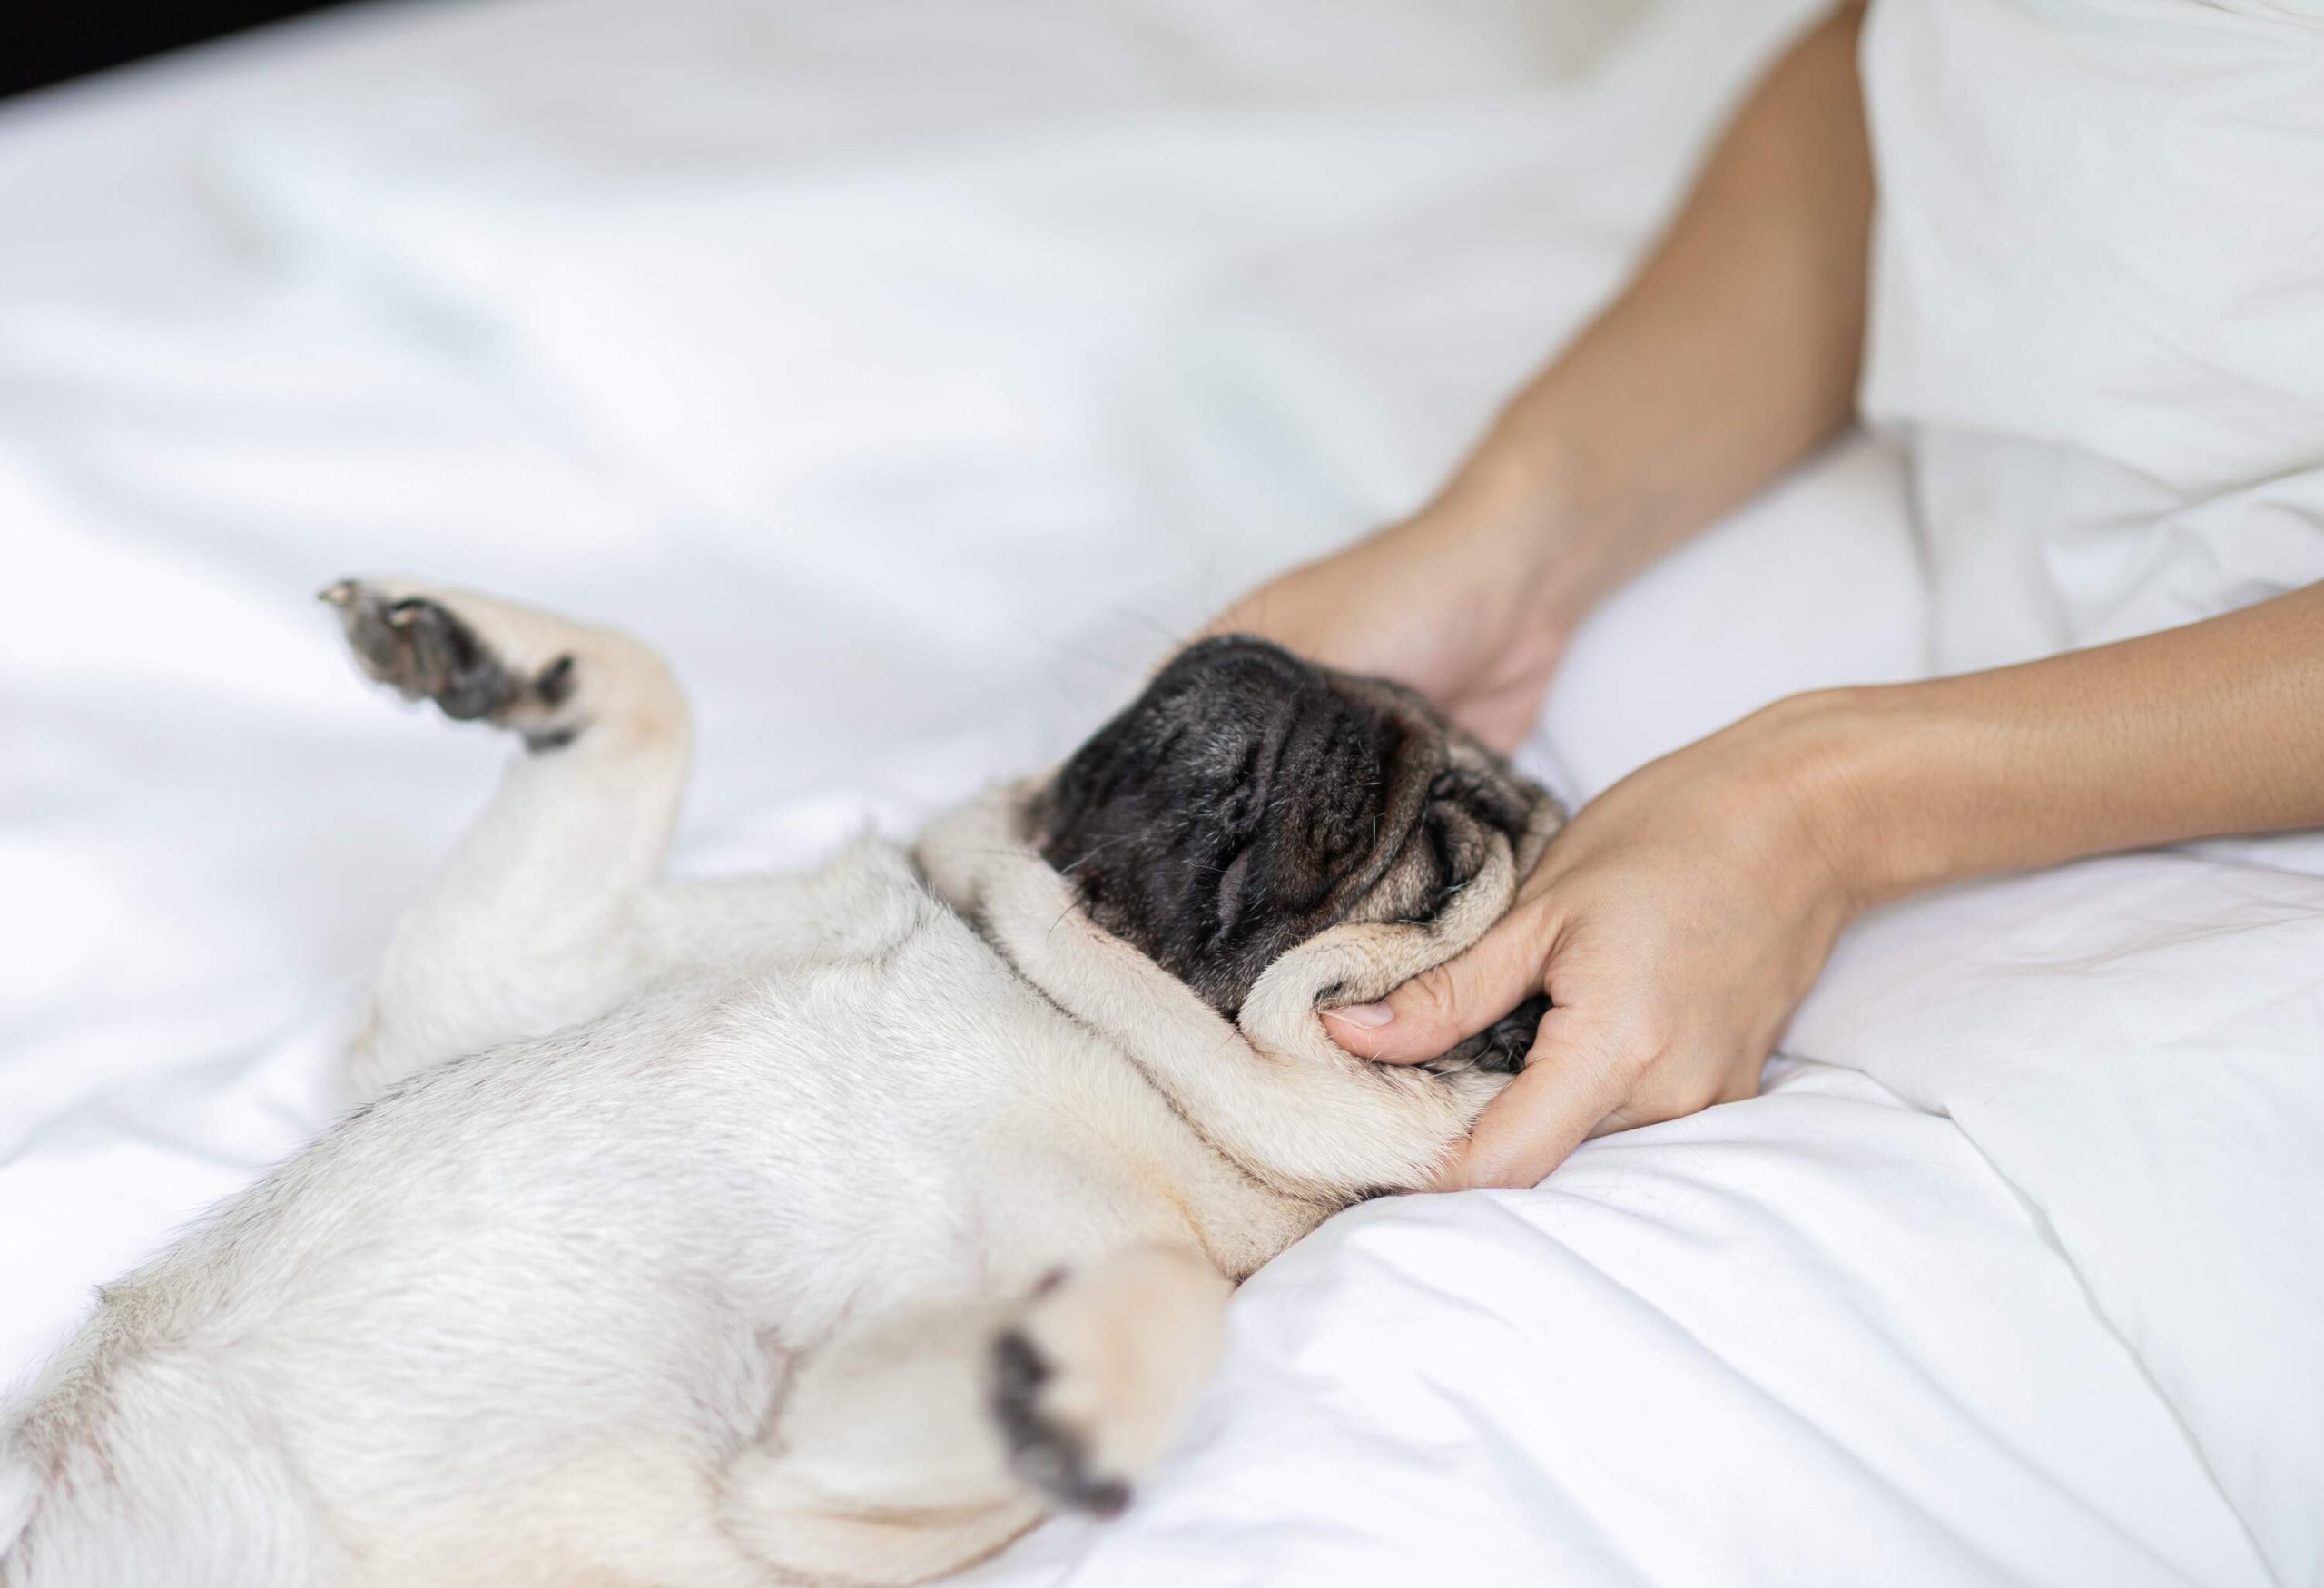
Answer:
[
  {"left": 991, "top": 1320, "right": 1132, "bottom": 1516},
  {"left": 321, "top": 579, "right": 584, "bottom": 750},
  {"left": 988, "top": 1248, "right": 1231, "bottom": 1518}
]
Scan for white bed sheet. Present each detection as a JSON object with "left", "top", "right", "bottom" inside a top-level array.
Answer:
[{"left": 2, "top": 3, "right": 2311, "bottom": 1584}]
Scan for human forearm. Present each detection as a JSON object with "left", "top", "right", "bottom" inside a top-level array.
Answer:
[
  {"left": 1436, "top": 2, "right": 1875, "bottom": 629},
  {"left": 1333, "top": 580, "right": 2324, "bottom": 1187},
  {"left": 1776, "top": 583, "right": 2324, "bottom": 903},
  {"left": 1201, "top": 5, "right": 1876, "bottom": 757}
]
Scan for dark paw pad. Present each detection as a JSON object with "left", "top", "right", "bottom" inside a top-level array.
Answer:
[
  {"left": 1428, "top": 992, "right": 1551, "bottom": 1076},
  {"left": 321, "top": 582, "right": 577, "bottom": 745},
  {"left": 990, "top": 1329, "right": 1130, "bottom": 1517}
]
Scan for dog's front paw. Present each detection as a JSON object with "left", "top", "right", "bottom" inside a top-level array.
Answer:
[
  {"left": 320, "top": 580, "right": 585, "bottom": 750},
  {"left": 989, "top": 1248, "right": 1231, "bottom": 1518}
]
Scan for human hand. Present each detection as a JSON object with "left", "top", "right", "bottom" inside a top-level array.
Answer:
[
  {"left": 1201, "top": 466, "right": 1600, "bottom": 755},
  {"left": 1324, "top": 692, "right": 1874, "bottom": 1188}
]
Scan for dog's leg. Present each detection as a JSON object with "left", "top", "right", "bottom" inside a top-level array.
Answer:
[
  {"left": 321, "top": 579, "right": 691, "bottom": 1100},
  {"left": 987, "top": 1245, "right": 1234, "bottom": 1519},
  {"left": 724, "top": 1247, "right": 1231, "bottom": 1585}
]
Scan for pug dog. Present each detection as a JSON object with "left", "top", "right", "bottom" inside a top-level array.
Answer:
[{"left": 1, "top": 580, "right": 1559, "bottom": 1588}]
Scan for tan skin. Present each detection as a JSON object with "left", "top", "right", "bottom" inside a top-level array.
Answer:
[{"left": 1207, "top": 2, "right": 2324, "bottom": 1189}]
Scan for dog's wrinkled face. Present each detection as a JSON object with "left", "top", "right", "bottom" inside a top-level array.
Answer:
[{"left": 1032, "top": 636, "right": 1551, "bottom": 1068}]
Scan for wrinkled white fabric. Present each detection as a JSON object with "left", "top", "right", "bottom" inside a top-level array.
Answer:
[
  {"left": 1847, "top": 5, "right": 2324, "bottom": 1579},
  {"left": 0, "top": 2, "right": 2310, "bottom": 1584},
  {"left": 1859, "top": 0, "right": 2324, "bottom": 671}
]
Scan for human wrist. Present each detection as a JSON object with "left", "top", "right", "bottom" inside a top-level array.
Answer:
[
  {"left": 1412, "top": 424, "right": 1620, "bottom": 644},
  {"left": 1738, "top": 684, "right": 1973, "bottom": 912}
]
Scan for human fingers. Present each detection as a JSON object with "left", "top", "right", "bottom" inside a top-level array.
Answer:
[
  {"left": 1433, "top": 1008, "right": 1636, "bottom": 1189},
  {"left": 1321, "top": 900, "right": 1555, "bottom": 1064}
]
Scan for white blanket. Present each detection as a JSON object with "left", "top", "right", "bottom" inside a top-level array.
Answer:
[{"left": 2, "top": 2, "right": 2313, "bottom": 1583}]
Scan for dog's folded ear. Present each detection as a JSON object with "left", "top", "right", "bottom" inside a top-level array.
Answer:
[{"left": 1233, "top": 803, "right": 1525, "bottom": 1061}]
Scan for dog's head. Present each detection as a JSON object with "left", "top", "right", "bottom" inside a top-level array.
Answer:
[
  {"left": 918, "top": 636, "right": 1561, "bottom": 1200},
  {"left": 1030, "top": 636, "right": 1555, "bottom": 1070}
]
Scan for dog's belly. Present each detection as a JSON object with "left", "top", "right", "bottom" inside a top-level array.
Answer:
[
  {"left": 629, "top": 844, "right": 1310, "bottom": 1289},
  {"left": 11, "top": 841, "right": 1300, "bottom": 1586},
  {"left": 58, "top": 867, "right": 1218, "bottom": 1544}
]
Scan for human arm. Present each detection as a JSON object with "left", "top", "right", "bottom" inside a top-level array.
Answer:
[
  {"left": 1206, "top": 1, "right": 1874, "bottom": 752},
  {"left": 1334, "top": 582, "right": 2324, "bottom": 1188}
]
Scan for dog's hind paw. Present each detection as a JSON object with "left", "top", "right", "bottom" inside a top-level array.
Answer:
[
  {"left": 989, "top": 1247, "right": 1230, "bottom": 1518},
  {"left": 321, "top": 579, "right": 589, "bottom": 751},
  {"left": 990, "top": 1324, "right": 1131, "bottom": 1517}
]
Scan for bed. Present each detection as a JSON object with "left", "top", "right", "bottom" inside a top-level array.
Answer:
[{"left": 4, "top": 1, "right": 2317, "bottom": 1583}]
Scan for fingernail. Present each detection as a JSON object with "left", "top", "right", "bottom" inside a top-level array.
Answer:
[{"left": 1324, "top": 1001, "right": 1393, "bottom": 1030}]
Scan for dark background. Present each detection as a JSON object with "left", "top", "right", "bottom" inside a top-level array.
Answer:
[{"left": 9, "top": 0, "right": 347, "bottom": 100}]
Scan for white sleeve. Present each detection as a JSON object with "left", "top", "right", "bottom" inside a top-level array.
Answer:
[{"left": 1857, "top": 0, "right": 2324, "bottom": 670}]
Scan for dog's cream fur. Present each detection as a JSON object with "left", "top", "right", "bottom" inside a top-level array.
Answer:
[{"left": 0, "top": 584, "right": 1557, "bottom": 1588}]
